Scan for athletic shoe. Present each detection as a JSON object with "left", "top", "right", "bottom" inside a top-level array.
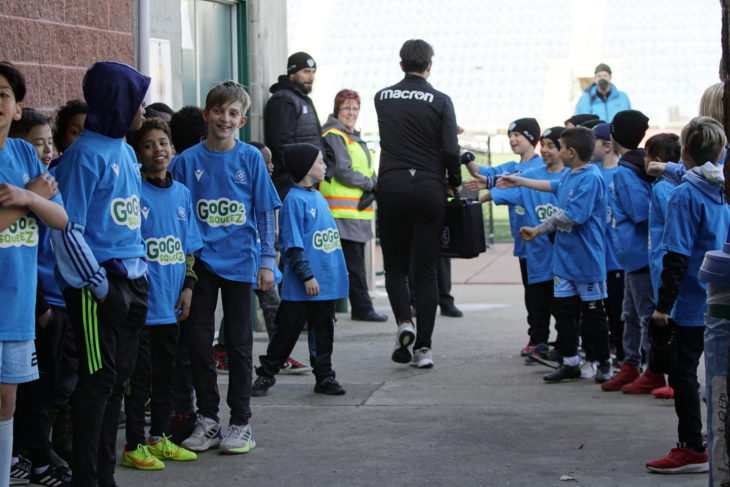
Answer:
[
  {"left": 351, "top": 310, "right": 388, "bottom": 322},
  {"left": 10, "top": 456, "right": 31, "bottom": 485},
  {"left": 601, "top": 362, "right": 640, "bottom": 391},
  {"left": 169, "top": 412, "right": 196, "bottom": 443},
  {"left": 180, "top": 415, "right": 222, "bottom": 452},
  {"left": 651, "top": 385, "right": 675, "bottom": 399},
  {"left": 595, "top": 360, "right": 612, "bottom": 383},
  {"left": 524, "top": 343, "right": 548, "bottom": 365},
  {"left": 251, "top": 375, "right": 276, "bottom": 397},
  {"left": 392, "top": 322, "right": 416, "bottom": 364},
  {"left": 579, "top": 360, "right": 597, "bottom": 379},
  {"left": 520, "top": 342, "right": 537, "bottom": 357},
  {"left": 213, "top": 344, "right": 228, "bottom": 374},
  {"left": 314, "top": 376, "right": 346, "bottom": 395},
  {"left": 121, "top": 444, "right": 165, "bottom": 470},
  {"left": 279, "top": 357, "right": 312, "bottom": 375},
  {"left": 440, "top": 302, "right": 463, "bottom": 317},
  {"left": 147, "top": 434, "right": 197, "bottom": 461},
  {"left": 543, "top": 364, "right": 581, "bottom": 383},
  {"left": 220, "top": 424, "right": 256, "bottom": 454},
  {"left": 622, "top": 369, "right": 666, "bottom": 394},
  {"left": 528, "top": 348, "right": 562, "bottom": 369},
  {"left": 28, "top": 464, "right": 71, "bottom": 487},
  {"left": 411, "top": 347, "right": 434, "bottom": 368},
  {"left": 645, "top": 444, "right": 709, "bottom": 473}
]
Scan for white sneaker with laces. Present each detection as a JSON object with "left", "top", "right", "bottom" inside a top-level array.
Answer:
[
  {"left": 392, "top": 322, "right": 416, "bottom": 363},
  {"left": 181, "top": 415, "right": 222, "bottom": 452},
  {"left": 411, "top": 347, "right": 434, "bottom": 368},
  {"left": 220, "top": 424, "right": 256, "bottom": 454},
  {"left": 579, "top": 360, "right": 597, "bottom": 379}
]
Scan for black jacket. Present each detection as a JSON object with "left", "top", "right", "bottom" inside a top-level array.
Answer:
[{"left": 374, "top": 74, "right": 461, "bottom": 186}]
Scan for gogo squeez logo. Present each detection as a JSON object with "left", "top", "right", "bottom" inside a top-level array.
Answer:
[
  {"left": 146, "top": 235, "right": 185, "bottom": 265},
  {"left": 197, "top": 198, "right": 246, "bottom": 227},
  {"left": 0, "top": 215, "right": 38, "bottom": 248},
  {"left": 313, "top": 228, "right": 341, "bottom": 253},
  {"left": 111, "top": 196, "right": 141, "bottom": 229}
]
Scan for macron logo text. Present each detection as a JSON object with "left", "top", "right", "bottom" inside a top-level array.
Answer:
[{"left": 379, "top": 89, "right": 434, "bottom": 103}]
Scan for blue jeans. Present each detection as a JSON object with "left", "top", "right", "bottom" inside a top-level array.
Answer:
[
  {"left": 621, "top": 271, "right": 654, "bottom": 367},
  {"left": 705, "top": 314, "right": 730, "bottom": 485}
]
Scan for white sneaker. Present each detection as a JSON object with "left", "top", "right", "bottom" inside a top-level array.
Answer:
[
  {"left": 181, "top": 415, "right": 222, "bottom": 452},
  {"left": 391, "top": 322, "right": 416, "bottom": 364},
  {"left": 579, "top": 360, "right": 597, "bottom": 379},
  {"left": 411, "top": 347, "right": 434, "bottom": 368},
  {"left": 220, "top": 424, "right": 256, "bottom": 454}
]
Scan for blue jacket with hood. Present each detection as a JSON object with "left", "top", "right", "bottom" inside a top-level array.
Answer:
[
  {"left": 648, "top": 167, "right": 683, "bottom": 296},
  {"left": 575, "top": 83, "right": 631, "bottom": 122},
  {"left": 52, "top": 61, "right": 151, "bottom": 299}
]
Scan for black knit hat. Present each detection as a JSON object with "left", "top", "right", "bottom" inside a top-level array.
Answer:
[
  {"left": 283, "top": 143, "right": 321, "bottom": 182},
  {"left": 540, "top": 127, "right": 564, "bottom": 150},
  {"left": 580, "top": 118, "right": 604, "bottom": 129},
  {"left": 611, "top": 110, "right": 649, "bottom": 150},
  {"left": 565, "top": 113, "right": 599, "bottom": 127},
  {"left": 287, "top": 52, "right": 316, "bottom": 75},
  {"left": 508, "top": 118, "right": 541, "bottom": 146}
]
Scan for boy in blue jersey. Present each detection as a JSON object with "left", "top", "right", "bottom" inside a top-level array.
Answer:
[
  {"left": 602, "top": 110, "right": 668, "bottom": 394},
  {"left": 645, "top": 117, "right": 730, "bottom": 474},
  {"left": 498, "top": 127, "right": 610, "bottom": 383},
  {"left": 50, "top": 61, "right": 150, "bottom": 487},
  {"left": 172, "top": 81, "right": 281, "bottom": 454},
  {"left": 0, "top": 62, "right": 67, "bottom": 487},
  {"left": 466, "top": 127, "right": 566, "bottom": 363},
  {"left": 252, "top": 143, "right": 348, "bottom": 396},
  {"left": 465, "top": 117, "right": 544, "bottom": 355},
  {"left": 121, "top": 118, "right": 203, "bottom": 470}
]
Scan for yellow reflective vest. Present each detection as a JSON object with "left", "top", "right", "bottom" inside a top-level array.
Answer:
[{"left": 319, "top": 128, "right": 375, "bottom": 220}]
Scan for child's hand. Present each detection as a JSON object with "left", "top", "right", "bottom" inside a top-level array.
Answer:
[
  {"left": 304, "top": 277, "right": 319, "bottom": 297},
  {"left": 463, "top": 176, "right": 487, "bottom": 191},
  {"left": 646, "top": 161, "right": 667, "bottom": 177},
  {"left": 257, "top": 268, "right": 274, "bottom": 292},
  {"left": 26, "top": 173, "right": 58, "bottom": 200},
  {"left": 496, "top": 174, "right": 520, "bottom": 189},
  {"left": 175, "top": 288, "right": 193, "bottom": 321},
  {"left": 651, "top": 310, "right": 670, "bottom": 328},
  {"left": 519, "top": 226, "right": 539, "bottom": 242},
  {"left": 0, "top": 183, "right": 35, "bottom": 208}
]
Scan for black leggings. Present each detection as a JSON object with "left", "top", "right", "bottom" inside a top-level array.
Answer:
[{"left": 377, "top": 171, "right": 446, "bottom": 350}]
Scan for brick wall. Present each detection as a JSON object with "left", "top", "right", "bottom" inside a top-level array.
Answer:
[{"left": 0, "top": 0, "right": 135, "bottom": 112}]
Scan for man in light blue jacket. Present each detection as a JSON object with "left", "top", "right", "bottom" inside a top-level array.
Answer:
[{"left": 575, "top": 63, "right": 631, "bottom": 122}]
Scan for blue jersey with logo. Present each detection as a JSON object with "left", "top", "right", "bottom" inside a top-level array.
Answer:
[
  {"left": 662, "top": 182, "right": 730, "bottom": 327},
  {"left": 492, "top": 166, "right": 566, "bottom": 284},
  {"left": 279, "top": 186, "right": 348, "bottom": 301},
  {"left": 53, "top": 130, "right": 145, "bottom": 263},
  {"left": 598, "top": 166, "right": 622, "bottom": 272},
  {"left": 141, "top": 180, "right": 203, "bottom": 325},
  {"left": 550, "top": 164, "right": 607, "bottom": 283},
  {"left": 479, "top": 154, "right": 543, "bottom": 258},
  {"left": 648, "top": 179, "right": 678, "bottom": 296},
  {"left": 36, "top": 163, "right": 65, "bottom": 308},
  {"left": 0, "top": 139, "right": 63, "bottom": 340},
  {"left": 171, "top": 141, "right": 281, "bottom": 283},
  {"left": 612, "top": 165, "right": 651, "bottom": 272}
]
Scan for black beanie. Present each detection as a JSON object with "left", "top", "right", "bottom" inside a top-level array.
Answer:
[
  {"left": 611, "top": 110, "right": 649, "bottom": 150},
  {"left": 580, "top": 118, "right": 604, "bottom": 129},
  {"left": 540, "top": 127, "right": 565, "bottom": 150},
  {"left": 565, "top": 114, "right": 599, "bottom": 127},
  {"left": 287, "top": 52, "right": 316, "bottom": 75},
  {"left": 508, "top": 118, "right": 541, "bottom": 146},
  {"left": 283, "top": 143, "right": 321, "bottom": 182}
]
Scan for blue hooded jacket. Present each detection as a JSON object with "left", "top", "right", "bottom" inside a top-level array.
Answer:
[{"left": 575, "top": 83, "right": 631, "bottom": 122}]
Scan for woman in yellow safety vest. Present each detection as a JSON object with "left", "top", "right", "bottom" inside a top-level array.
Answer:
[{"left": 319, "top": 89, "right": 387, "bottom": 322}]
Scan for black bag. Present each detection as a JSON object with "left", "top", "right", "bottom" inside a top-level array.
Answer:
[
  {"left": 648, "top": 318, "right": 677, "bottom": 375},
  {"left": 439, "top": 194, "right": 486, "bottom": 259}
]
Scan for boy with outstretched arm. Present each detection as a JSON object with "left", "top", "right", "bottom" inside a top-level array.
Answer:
[
  {"left": 172, "top": 81, "right": 281, "bottom": 454},
  {"left": 498, "top": 127, "right": 610, "bottom": 383},
  {"left": 252, "top": 143, "right": 348, "bottom": 397}
]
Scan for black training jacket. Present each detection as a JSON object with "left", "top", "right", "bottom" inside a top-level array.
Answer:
[{"left": 374, "top": 74, "right": 461, "bottom": 186}]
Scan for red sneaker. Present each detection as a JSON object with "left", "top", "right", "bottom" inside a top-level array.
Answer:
[
  {"left": 520, "top": 343, "right": 536, "bottom": 357},
  {"left": 601, "top": 363, "right": 640, "bottom": 391},
  {"left": 213, "top": 344, "right": 228, "bottom": 374},
  {"left": 622, "top": 369, "right": 666, "bottom": 394},
  {"left": 646, "top": 445, "right": 708, "bottom": 473},
  {"left": 651, "top": 384, "right": 675, "bottom": 399}
]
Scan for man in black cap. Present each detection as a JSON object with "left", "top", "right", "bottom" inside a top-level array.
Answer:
[
  {"left": 264, "top": 51, "right": 324, "bottom": 200},
  {"left": 575, "top": 63, "right": 632, "bottom": 122}
]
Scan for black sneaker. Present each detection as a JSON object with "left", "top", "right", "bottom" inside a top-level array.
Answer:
[
  {"left": 544, "top": 364, "right": 581, "bottom": 383},
  {"left": 10, "top": 456, "right": 31, "bottom": 485},
  {"left": 595, "top": 360, "right": 612, "bottom": 383},
  {"left": 440, "top": 302, "right": 463, "bottom": 317},
  {"left": 524, "top": 343, "right": 549, "bottom": 365},
  {"left": 528, "top": 348, "right": 562, "bottom": 369},
  {"left": 314, "top": 377, "right": 346, "bottom": 395},
  {"left": 251, "top": 375, "right": 275, "bottom": 397},
  {"left": 29, "top": 464, "right": 71, "bottom": 487}
]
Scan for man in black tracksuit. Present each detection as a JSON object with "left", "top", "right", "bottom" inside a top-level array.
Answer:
[{"left": 374, "top": 39, "right": 461, "bottom": 369}]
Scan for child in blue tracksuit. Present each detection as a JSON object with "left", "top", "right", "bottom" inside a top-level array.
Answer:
[
  {"left": 645, "top": 116, "right": 730, "bottom": 474},
  {"left": 172, "top": 81, "right": 281, "bottom": 455},
  {"left": 498, "top": 127, "right": 609, "bottom": 383},
  {"left": 51, "top": 61, "right": 150, "bottom": 487},
  {"left": 252, "top": 143, "right": 349, "bottom": 397}
]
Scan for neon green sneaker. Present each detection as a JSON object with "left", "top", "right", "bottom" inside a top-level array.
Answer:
[
  {"left": 122, "top": 444, "right": 165, "bottom": 470},
  {"left": 147, "top": 434, "right": 198, "bottom": 461}
]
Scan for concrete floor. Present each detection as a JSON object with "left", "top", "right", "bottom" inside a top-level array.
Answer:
[{"left": 115, "top": 281, "right": 707, "bottom": 487}]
